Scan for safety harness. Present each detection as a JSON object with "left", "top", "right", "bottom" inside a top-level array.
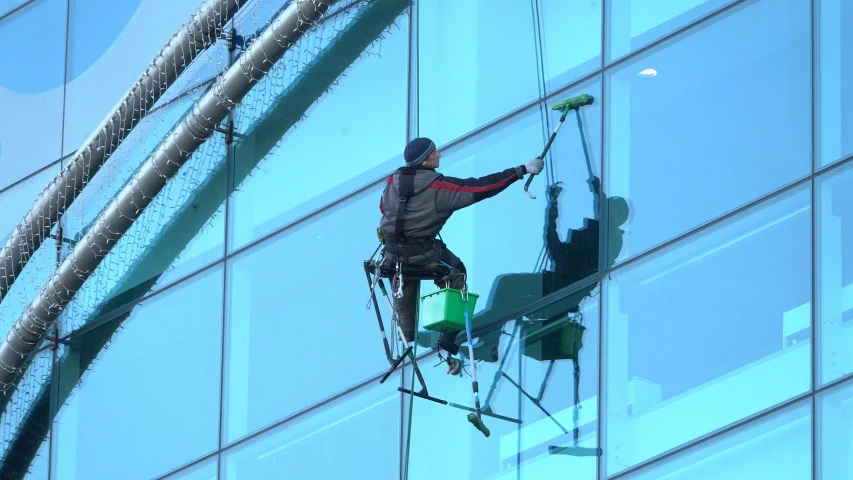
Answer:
[
  {"left": 382, "top": 168, "right": 440, "bottom": 298},
  {"left": 382, "top": 168, "right": 437, "bottom": 256}
]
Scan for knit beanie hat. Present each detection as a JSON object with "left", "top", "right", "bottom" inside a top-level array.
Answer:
[{"left": 403, "top": 137, "right": 436, "bottom": 166}]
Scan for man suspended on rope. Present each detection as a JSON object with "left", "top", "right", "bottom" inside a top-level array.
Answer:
[{"left": 377, "top": 137, "right": 544, "bottom": 372}]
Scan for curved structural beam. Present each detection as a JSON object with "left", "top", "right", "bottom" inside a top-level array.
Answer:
[
  {"left": 0, "top": 0, "right": 242, "bottom": 304},
  {"left": 0, "top": 0, "right": 334, "bottom": 393}
]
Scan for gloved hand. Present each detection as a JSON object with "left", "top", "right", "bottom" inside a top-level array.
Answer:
[{"left": 525, "top": 156, "right": 544, "bottom": 175}]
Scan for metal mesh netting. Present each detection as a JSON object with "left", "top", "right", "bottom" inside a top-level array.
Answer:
[
  {"left": 0, "top": 0, "right": 410, "bottom": 472},
  {"left": 58, "top": 0, "right": 388, "bottom": 334},
  {"left": 0, "top": 347, "right": 51, "bottom": 469}
]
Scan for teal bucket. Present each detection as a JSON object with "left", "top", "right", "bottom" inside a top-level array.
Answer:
[{"left": 420, "top": 288, "right": 479, "bottom": 333}]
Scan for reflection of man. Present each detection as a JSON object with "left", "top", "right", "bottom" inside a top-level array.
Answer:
[{"left": 542, "top": 176, "right": 630, "bottom": 313}]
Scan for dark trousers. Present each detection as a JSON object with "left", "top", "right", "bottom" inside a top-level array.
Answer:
[{"left": 382, "top": 240, "right": 466, "bottom": 354}]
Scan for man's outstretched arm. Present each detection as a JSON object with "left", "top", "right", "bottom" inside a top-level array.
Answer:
[{"left": 432, "top": 157, "right": 543, "bottom": 213}]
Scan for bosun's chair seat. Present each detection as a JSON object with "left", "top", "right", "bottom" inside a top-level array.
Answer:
[{"left": 365, "top": 259, "right": 456, "bottom": 282}]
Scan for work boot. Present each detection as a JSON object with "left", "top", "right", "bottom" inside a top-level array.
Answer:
[{"left": 436, "top": 335, "right": 459, "bottom": 356}]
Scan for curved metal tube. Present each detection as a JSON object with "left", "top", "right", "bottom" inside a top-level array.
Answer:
[{"left": 0, "top": 0, "right": 242, "bottom": 303}]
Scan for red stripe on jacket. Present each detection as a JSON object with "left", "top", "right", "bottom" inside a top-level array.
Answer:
[{"left": 427, "top": 175, "right": 515, "bottom": 193}]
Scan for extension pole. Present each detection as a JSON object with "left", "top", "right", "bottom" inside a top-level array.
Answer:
[
  {"left": 524, "top": 94, "right": 595, "bottom": 199},
  {"left": 463, "top": 287, "right": 490, "bottom": 437}
]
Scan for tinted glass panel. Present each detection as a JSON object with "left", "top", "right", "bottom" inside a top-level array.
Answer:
[
  {"left": 625, "top": 399, "right": 811, "bottom": 480},
  {"left": 817, "top": 380, "right": 853, "bottom": 479},
  {"left": 229, "top": 1, "right": 409, "bottom": 251},
  {"left": 817, "top": 0, "right": 853, "bottom": 168},
  {"left": 52, "top": 267, "right": 223, "bottom": 480},
  {"left": 605, "top": 0, "right": 810, "bottom": 264},
  {"left": 0, "top": 0, "right": 66, "bottom": 187},
  {"left": 0, "top": 348, "right": 52, "bottom": 480},
  {"left": 418, "top": 0, "right": 541, "bottom": 146},
  {"left": 603, "top": 185, "right": 811, "bottom": 476},
  {"left": 606, "top": 0, "right": 736, "bottom": 62},
  {"left": 0, "top": 0, "right": 30, "bottom": 17},
  {"left": 223, "top": 185, "right": 392, "bottom": 443},
  {"left": 538, "top": 0, "right": 601, "bottom": 93},
  {"left": 404, "top": 285, "right": 600, "bottom": 479},
  {"left": 63, "top": 0, "right": 217, "bottom": 155},
  {"left": 162, "top": 457, "right": 218, "bottom": 480},
  {"left": 0, "top": 166, "right": 57, "bottom": 243},
  {"left": 817, "top": 162, "right": 853, "bottom": 385},
  {"left": 223, "top": 372, "right": 401, "bottom": 479}
]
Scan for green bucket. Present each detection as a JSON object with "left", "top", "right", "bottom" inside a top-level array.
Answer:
[
  {"left": 524, "top": 321, "right": 586, "bottom": 361},
  {"left": 420, "top": 288, "right": 479, "bottom": 333}
]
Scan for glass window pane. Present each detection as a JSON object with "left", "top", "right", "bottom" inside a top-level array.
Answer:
[
  {"left": 52, "top": 267, "right": 223, "bottom": 480},
  {"left": 624, "top": 399, "right": 811, "bottom": 480},
  {"left": 404, "top": 286, "right": 600, "bottom": 479},
  {"left": 62, "top": 0, "right": 219, "bottom": 156},
  {"left": 0, "top": 165, "right": 58, "bottom": 243},
  {"left": 605, "top": 0, "right": 811, "bottom": 264},
  {"left": 817, "top": 380, "right": 853, "bottom": 479},
  {"left": 817, "top": 161, "right": 853, "bottom": 386},
  {"left": 538, "top": 0, "right": 601, "bottom": 93},
  {"left": 606, "top": 0, "right": 737, "bottom": 62},
  {"left": 0, "top": 0, "right": 66, "bottom": 188},
  {"left": 223, "top": 372, "right": 401, "bottom": 479},
  {"left": 603, "top": 185, "right": 811, "bottom": 476},
  {"left": 418, "top": 0, "right": 541, "bottom": 147},
  {"left": 0, "top": 348, "right": 52, "bottom": 480},
  {"left": 817, "top": 0, "right": 853, "bottom": 168},
  {"left": 162, "top": 457, "right": 218, "bottom": 480},
  {"left": 229, "top": 1, "right": 409, "bottom": 251},
  {"left": 0, "top": 0, "right": 30, "bottom": 18},
  {"left": 223, "top": 186, "right": 393, "bottom": 442}
]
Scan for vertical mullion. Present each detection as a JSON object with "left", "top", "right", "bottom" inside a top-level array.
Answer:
[
  {"left": 406, "top": 0, "right": 418, "bottom": 142},
  {"left": 597, "top": 1, "right": 607, "bottom": 479},
  {"left": 810, "top": 0, "right": 819, "bottom": 478},
  {"left": 49, "top": 3, "right": 73, "bottom": 477},
  {"left": 47, "top": 341, "right": 59, "bottom": 480},
  {"left": 401, "top": 5, "right": 417, "bottom": 478},
  {"left": 218, "top": 18, "right": 237, "bottom": 478}
]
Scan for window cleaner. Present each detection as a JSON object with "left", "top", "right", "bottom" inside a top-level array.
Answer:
[{"left": 363, "top": 94, "right": 597, "bottom": 438}]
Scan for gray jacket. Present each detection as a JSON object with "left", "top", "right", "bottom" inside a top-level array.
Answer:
[{"left": 379, "top": 164, "right": 528, "bottom": 241}]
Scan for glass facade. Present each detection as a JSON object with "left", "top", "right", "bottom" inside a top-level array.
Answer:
[{"left": 0, "top": 0, "right": 850, "bottom": 478}]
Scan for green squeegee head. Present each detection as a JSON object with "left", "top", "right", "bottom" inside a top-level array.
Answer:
[
  {"left": 467, "top": 413, "right": 491, "bottom": 437},
  {"left": 552, "top": 94, "right": 595, "bottom": 114}
]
